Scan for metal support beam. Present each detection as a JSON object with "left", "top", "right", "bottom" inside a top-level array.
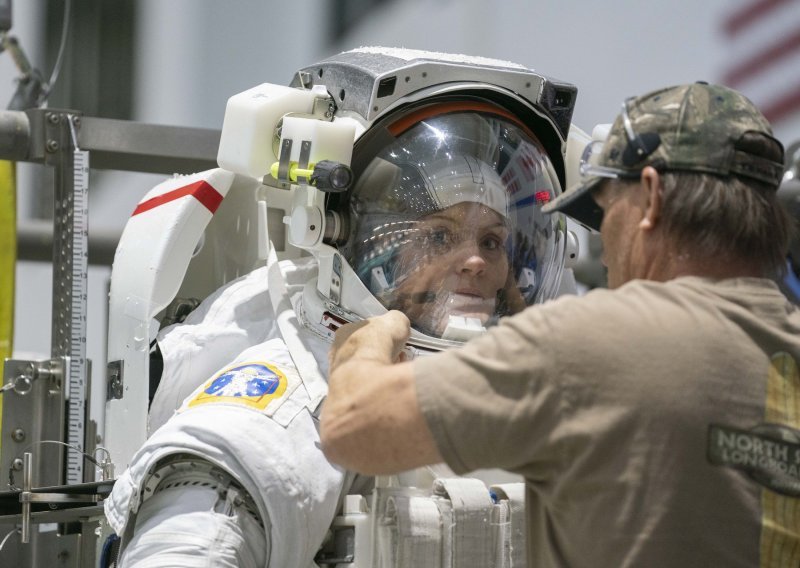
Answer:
[
  {"left": 45, "top": 110, "right": 79, "bottom": 361},
  {"left": 78, "top": 116, "right": 220, "bottom": 174},
  {"left": 0, "top": 109, "right": 221, "bottom": 174},
  {"left": 0, "top": 110, "right": 29, "bottom": 160},
  {"left": 17, "top": 220, "right": 119, "bottom": 265}
]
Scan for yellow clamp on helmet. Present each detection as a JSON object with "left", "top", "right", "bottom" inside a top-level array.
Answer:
[{"left": 269, "top": 159, "right": 353, "bottom": 192}]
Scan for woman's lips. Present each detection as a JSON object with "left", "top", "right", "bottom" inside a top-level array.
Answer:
[
  {"left": 447, "top": 292, "right": 494, "bottom": 313},
  {"left": 454, "top": 288, "right": 483, "bottom": 298}
]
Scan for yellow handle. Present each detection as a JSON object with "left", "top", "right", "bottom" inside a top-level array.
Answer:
[{"left": 269, "top": 161, "right": 315, "bottom": 182}]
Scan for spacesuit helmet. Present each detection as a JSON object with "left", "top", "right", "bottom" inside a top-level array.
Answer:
[
  {"left": 331, "top": 102, "right": 565, "bottom": 342},
  {"left": 216, "top": 48, "right": 579, "bottom": 348}
]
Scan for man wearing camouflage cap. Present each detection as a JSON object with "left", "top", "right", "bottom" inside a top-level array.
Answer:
[{"left": 321, "top": 82, "right": 800, "bottom": 566}]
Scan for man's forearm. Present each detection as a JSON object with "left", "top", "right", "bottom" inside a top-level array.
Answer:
[{"left": 321, "top": 312, "right": 442, "bottom": 474}]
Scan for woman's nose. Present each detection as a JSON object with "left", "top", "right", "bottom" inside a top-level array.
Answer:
[{"left": 456, "top": 241, "right": 487, "bottom": 274}]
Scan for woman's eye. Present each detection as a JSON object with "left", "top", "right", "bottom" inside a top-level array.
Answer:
[
  {"left": 429, "top": 228, "right": 451, "bottom": 246},
  {"left": 481, "top": 235, "right": 502, "bottom": 251}
]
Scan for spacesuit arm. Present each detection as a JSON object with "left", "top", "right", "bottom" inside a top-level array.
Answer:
[{"left": 321, "top": 311, "right": 443, "bottom": 474}]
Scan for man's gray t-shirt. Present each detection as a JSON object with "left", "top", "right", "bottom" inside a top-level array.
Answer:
[{"left": 414, "top": 277, "right": 800, "bottom": 567}]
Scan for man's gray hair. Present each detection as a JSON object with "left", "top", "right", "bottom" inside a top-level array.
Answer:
[{"left": 659, "top": 170, "right": 794, "bottom": 276}]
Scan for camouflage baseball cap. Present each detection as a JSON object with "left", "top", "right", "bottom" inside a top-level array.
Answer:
[{"left": 543, "top": 82, "right": 785, "bottom": 231}]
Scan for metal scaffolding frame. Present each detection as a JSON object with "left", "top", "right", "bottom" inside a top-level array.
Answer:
[{"left": 0, "top": 108, "right": 221, "bottom": 567}]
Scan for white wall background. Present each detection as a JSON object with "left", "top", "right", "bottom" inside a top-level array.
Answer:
[{"left": 1, "top": 0, "right": 798, "bottom": 429}]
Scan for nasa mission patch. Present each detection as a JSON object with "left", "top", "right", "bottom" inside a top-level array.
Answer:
[{"left": 186, "top": 361, "right": 295, "bottom": 413}]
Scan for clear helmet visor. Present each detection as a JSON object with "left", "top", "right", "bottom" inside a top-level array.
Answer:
[{"left": 342, "top": 109, "right": 565, "bottom": 341}]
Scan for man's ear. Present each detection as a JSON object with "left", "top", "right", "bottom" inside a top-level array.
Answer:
[{"left": 638, "top": 166, "right": 663, "bottom": 231}]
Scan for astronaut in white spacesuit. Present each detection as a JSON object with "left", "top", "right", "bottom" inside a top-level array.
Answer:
[{"left": 103, "top": 48, "right": 578, "bottom": 567}]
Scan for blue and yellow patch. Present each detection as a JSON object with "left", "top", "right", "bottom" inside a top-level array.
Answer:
[{"left": 188, "top": 361, "right": 288, "bottom": 410}]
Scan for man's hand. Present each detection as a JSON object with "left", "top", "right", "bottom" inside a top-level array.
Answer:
[
  {"left": 321, "top": 310, "right": 442, "bottom": 474},
  {"left": 329, "top": 310, "right": 411, "bottom": 370}
]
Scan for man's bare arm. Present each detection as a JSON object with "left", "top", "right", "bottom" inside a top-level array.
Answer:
[{"left": 320, "top": 311, "right": 443, "bottom": 474}]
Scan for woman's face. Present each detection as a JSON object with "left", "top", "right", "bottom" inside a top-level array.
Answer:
[{"left": 391, "top": 201, "right": 510, "bottom": 336}]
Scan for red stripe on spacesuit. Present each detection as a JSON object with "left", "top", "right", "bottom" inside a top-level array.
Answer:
[{"left": 132, "top": 180, "right": 224, "bottom": 216}]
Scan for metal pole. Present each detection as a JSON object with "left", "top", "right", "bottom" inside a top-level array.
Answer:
[
  {"left": 16, "top": 219, "right": 119, "bottom": 265},
  {"left": 0, "top": 110, "right": 29, "bottom": 161},
  {"left": 46, "top": 111, "right": 77, "bottom": 363},
  {"left": 21, "top": 451, "right": 32, "bottom": 543}
]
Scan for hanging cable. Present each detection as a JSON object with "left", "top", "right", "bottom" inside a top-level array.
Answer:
[
  {"left": 0, "top": 0, "right": 72, "bottom": 109},
  {"left": 0, "top": 526, "right": 19, "bottom": 552},
  {"left": 7, "top": 439, "right": 103, "bottom": 491},
  {"left": 41, "top": 0, "right": 72, "bottom": 106}
]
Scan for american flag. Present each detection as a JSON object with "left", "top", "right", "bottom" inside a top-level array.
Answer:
[{"left": 719, "top": 0, "right": 800, "bottom": 134}]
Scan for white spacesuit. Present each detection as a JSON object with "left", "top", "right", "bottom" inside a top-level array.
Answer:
[
  {"left": 106, "top": 257, "right": 354, "bottom": 567},
  {"left": 103, "top": 47, "right": 580, "bottom": 567}
]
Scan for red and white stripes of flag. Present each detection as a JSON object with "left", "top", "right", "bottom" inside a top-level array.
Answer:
[{"left": 720, "top": 0, "right": 800, "bottom": 126}]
